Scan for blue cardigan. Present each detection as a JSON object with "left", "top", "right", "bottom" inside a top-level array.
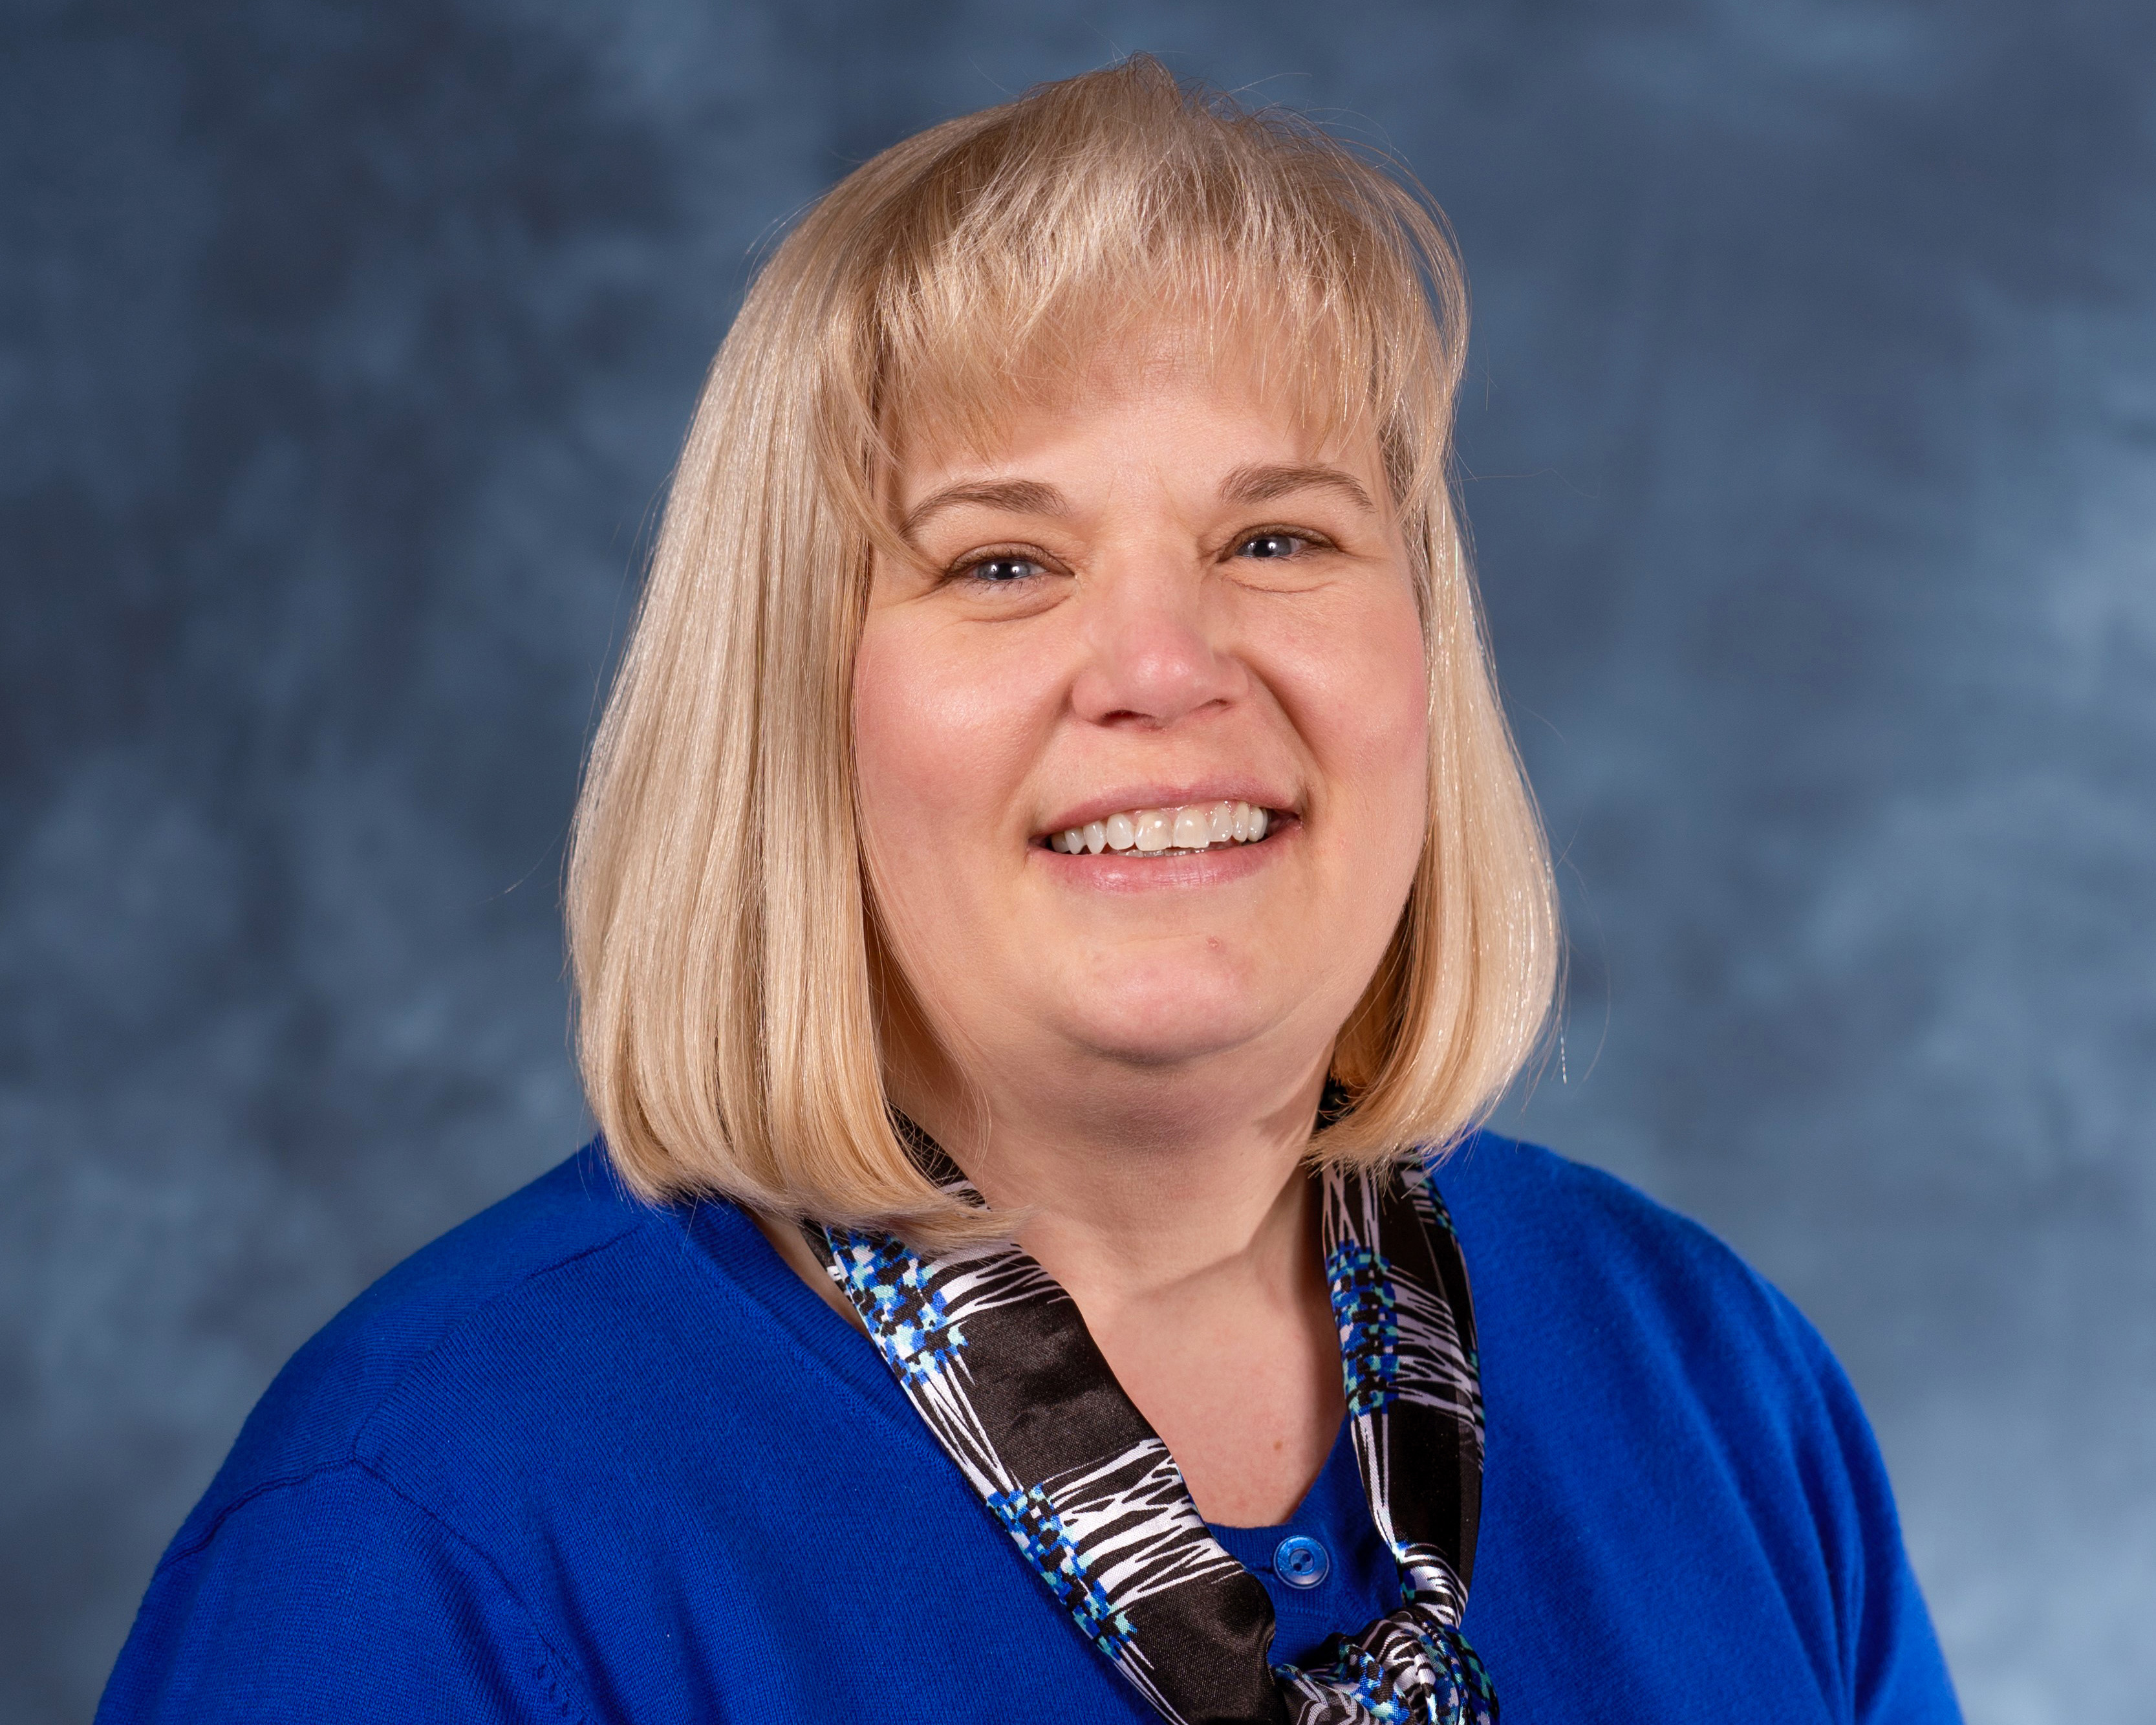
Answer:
[{"left": 98, "top": 1136, "right": 1961, "bottom": 1723}]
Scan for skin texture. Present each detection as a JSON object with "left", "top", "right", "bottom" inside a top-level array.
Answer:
[{"left": 778, "top": 345, "right": 1431, "bottom": 1525}]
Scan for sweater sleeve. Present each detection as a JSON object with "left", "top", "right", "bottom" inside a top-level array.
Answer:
[
  {"left": 96, "top": 1462, "right": 593, "bottom": 1725},
  {"left": 1774, "top": 1286, "right": 1962, "bottom": 1725}
]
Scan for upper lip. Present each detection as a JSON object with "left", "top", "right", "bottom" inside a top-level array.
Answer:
[{"left": 1034, "top": 781, "right": 1298, "bottom": 838}]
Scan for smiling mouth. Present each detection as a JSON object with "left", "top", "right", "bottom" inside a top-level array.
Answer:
[{"left": 1042, "top": 800, "right": 1278, "bottom": 856}]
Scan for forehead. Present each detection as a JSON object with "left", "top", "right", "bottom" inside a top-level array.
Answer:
[{"left": 886, "top": 312, "right": 1379, "bottom": 498}]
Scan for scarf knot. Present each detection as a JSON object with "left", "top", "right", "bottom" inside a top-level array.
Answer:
[{"left": 1280, "top": 1595, "right": 1495, "bottom": 1725}]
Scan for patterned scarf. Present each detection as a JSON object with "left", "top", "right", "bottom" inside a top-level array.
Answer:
[{"left": 804, "top": 1131, "right": 1496, "bottom": 1725}]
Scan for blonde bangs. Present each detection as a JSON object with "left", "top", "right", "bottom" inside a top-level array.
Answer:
[
  {"left": 566, "top": 56, "right": 1557, "bottom": 1239},
  {"left": 808, "top": 65, "right": 1465, "bottom": 568}
]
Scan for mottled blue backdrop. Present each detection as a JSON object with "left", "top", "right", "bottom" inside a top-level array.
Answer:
[{"left": 5, "top": 5, "right": 2151, "bottom": 1722}]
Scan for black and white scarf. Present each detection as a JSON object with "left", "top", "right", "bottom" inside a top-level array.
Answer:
[{"left": 805, "top": 1132, "right": 1496, "bottom": 1725}]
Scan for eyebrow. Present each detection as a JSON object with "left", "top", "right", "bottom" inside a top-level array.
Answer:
[
  {"left": 896, "top": 462, "right": 1376, "bottom": 539},
  {"left": 899, "top": 479, "right": 1069, "bottom": 538},
  {"left": 1218, "top": 462, "right": 1377, "bottom": 514}
]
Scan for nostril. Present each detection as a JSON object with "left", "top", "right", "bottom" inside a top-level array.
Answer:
[
  {"left": 1092, "top": 697, "right": 1235, "bottom": 734},
  {"left": 1070, "top": 632, "right": 1248, "bottom": 730}
]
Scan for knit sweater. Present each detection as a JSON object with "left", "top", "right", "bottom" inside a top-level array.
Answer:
[{"left": 99, "top": 1134, "right": 1961, "bottom": 1724}]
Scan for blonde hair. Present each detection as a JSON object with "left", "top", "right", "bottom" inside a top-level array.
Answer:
[{"left": 566, "top": 56, "right": 1558, "bottom": 1234}]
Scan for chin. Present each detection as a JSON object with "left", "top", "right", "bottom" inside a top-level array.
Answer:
[{"left": 1050, "top": 970, "right": 1294, "bottom": 1070}]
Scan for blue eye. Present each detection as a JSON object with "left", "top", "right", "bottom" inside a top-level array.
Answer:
[
  {"left": 1239, "top": 533, "right": 1304, "bottom": 560},
  {"left": 967, "top": 556, "right": 1042, "bottom": 583}
]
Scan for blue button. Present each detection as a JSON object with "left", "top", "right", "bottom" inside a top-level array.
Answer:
[{"left": 1273, "top": 1535, "right": 1330, "bottom": 1589}]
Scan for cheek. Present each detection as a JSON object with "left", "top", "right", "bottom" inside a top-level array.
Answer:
[
  {"left": 850, "top": 614, "right": 1051, "bottom": 858},
  {"left": 1293, "top": 587, "right": 1432, "bottom": 827}
]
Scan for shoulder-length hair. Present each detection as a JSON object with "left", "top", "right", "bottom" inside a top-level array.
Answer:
[{"left": 566, "top": 56, "right": 1558, "bottom": 1236}]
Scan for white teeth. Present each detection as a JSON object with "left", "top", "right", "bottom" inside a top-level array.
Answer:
[{"left": 1048, "top": 801, "right": 1277, "bottom": 856}]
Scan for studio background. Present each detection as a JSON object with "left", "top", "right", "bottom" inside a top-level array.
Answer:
[{"left": 6, "top": 4, "right": 2151, "bottom": 1722}]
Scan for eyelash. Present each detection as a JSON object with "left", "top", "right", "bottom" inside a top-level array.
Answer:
[
  {"left": 950, "top": 551, "right": 1051, "bottom": 586},
  {"left": 946, "top": 528, "right": 1330, "bottom": 586},
  {"left": 1234, "top": 529, "right": 1321, "bottom": 561}
]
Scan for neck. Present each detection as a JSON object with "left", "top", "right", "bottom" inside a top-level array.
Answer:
[
  {"left": 852, "top": 1034, "right": 1351, "bottom": 1524},
  {"left": 896, "top": 1043, "right": 1333, "bottom": 1323}
]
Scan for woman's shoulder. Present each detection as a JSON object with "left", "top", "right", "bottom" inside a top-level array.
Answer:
[
  {"left": 105, "top": 1155, "right": 940, "bottom": 1721},
  {"left": 1432, "top": 1131, "right": 1868, "bottom": 1474},
  {"left": 1434, "top": 1131, "right": 1820, "bottom": 1358},
  {"left": 165, "top": 1143, "right": 790, "bottom": 1564},
  {"left": 1438, "top": 1136, "right": 1961, "bottom": 1722}
]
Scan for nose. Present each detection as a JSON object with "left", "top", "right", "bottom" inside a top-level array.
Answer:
[{"left": 1068, "top": 560, "right": 1247, "bottom": 730}]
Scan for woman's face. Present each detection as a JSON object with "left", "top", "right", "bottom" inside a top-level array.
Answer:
[{"left": 853, "top": 349, "right": 1431, "bottom": 1118}]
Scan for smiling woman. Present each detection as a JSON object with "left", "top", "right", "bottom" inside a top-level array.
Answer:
[
  {"left": 99, "top": 56, "right": 1961, "bottom": 1725},
  {"left": 565, "top": 58, "right": 1555, "bottom": 1248}
]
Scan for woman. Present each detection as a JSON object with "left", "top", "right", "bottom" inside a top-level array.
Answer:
[{"left": 100, "top": 58, "right": 1959, "bottom": 1724}]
